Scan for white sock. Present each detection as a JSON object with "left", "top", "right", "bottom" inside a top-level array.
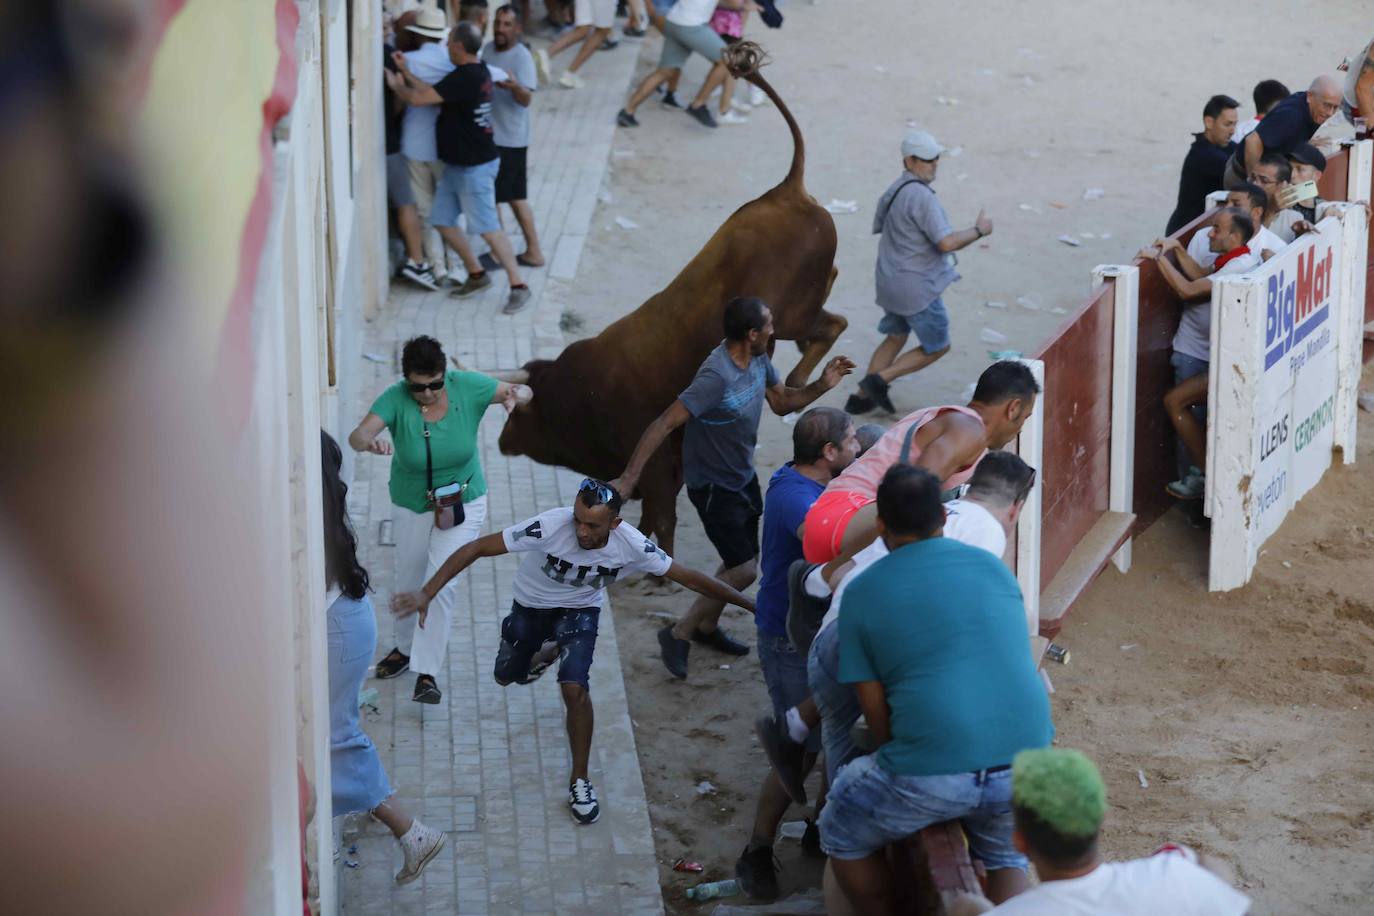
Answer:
[
  {"left": 803, "top": 566, "right": 832, "bottom": 599},
  {"left": 785, "top": 706, "right": 810, "bottom": 744}
]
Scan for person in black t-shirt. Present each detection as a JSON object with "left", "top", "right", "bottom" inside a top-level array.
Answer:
[
  {"left": 388, "top": 21, "right": 533, "bottom": 315},
  {"left": 1223, "top": 76, "right": 1341, "bottom": 190},
  {"left": 1165, "top": 94, "right": 1238, "bottom": 235}
]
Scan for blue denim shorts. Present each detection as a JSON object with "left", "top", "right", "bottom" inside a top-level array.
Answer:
[
  {"left": 431, "top": 158, "right": 501, "bottom": 235},
  {"left": 818, "top": 753, "right": 1026, "bottom": 870},
  {"left": 808, "top": 622, "right": 861, "bottom": 782},
  {"left": 877, "top": 298, "right": 950, "bottom": 353},
  {"left": 494, "top": 602, "right": 599, "bottom": 690},
  {"left": 757, "top": 630, "right": 822, "bottom": 753}
]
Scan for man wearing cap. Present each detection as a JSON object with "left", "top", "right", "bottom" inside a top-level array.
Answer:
[
  {"left": 846, "top": 129, "right": 994, "bottom": 416},
  {"left": 982, "top": 748, "right": 1251, "bottom": 914},
  {"left": 399, "top": 7, "right": 458, "bottom": 281},
  {"left": 1223, "top": 76, "right": 1342, "bottom": 189}
]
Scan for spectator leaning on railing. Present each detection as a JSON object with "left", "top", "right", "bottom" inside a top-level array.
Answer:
[
  {"left": 1233, "top": 78, "right": 1290, "bottom": 144},
  {"left": 1222, "top": 75, "right": 1342, "bottom": 190},
  {"left": 1165, "top": 94, "right": 1238, "bottom": 235}
]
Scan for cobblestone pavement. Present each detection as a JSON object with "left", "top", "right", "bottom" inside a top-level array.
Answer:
[{"left": 339, "top": 32, "right": 664, "bottom": 916}]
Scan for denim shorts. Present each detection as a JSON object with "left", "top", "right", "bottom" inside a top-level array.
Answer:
[
  {"left": 808, "top": 622, "right": 862, "bottom": 782},
  {"left": 494, "top": 601, "right": 599, "bottom": 690},
  {"left": 757, "top": 630, "right": 822, "bottom": 753},
  {"left": 877, "top": 298, "right": 950, "bottom": 353},
  {"left": 818, "top": 753, "right": 1026, "bottom": 870},
  {"left": 431, "top": 158, "right": 501, "bottom": 235}
]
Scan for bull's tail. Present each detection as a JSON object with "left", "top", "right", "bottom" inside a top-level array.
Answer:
[{"left": 723, "top": 42, "right": 804, "bottom": 190}]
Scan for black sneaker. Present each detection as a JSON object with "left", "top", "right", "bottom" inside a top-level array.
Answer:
[
  {"left": 844, "top": 392, "right": 876, "bottom": 415},
  {"left": 375, "top": 647, "right": 410, "bottom": 680},
  {"left": 398, "top": 260, "right": 439, "bottom": 291},
  {"left": 692, "top": 626, "right": 750, "bottom": 656},
  {"left": 477, "top": 251, "right": 500, "bottom": 272},
  {"left": 616, "top": 108, "right": 639, "bottom": 128},
  {"left": 756, "top": 713, "right": 807, "bottom": 805},
  {"left": 600, "top": 37, "right": 620, "bottom": 50},
  {"left": 686, "top": 105, "right": 718, "bottom": 128},
  {"left": 735, "top": 844, "right": 780, "bottom": 902},
  {"left": 623, "top": 24, "right": 647, "bottom": 37},
  {"left": 569, "top": 778, "right": 601, "bottom": 824},
  {"left": 660, "top": 91, "right": 682, "bottom": 109},
  {"left": 657, "top": 625, "right": 690, "bottom": 679},
  {"left": 413, "top": 674, "right": 441, "bottom": 705},
  {"left": 858, "top": 373, "right": 896, "bottom": 413},
  {"left": 801, "top": 818, "right": 824, "bottom": 858}
]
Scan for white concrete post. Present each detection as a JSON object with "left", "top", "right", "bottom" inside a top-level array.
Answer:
[
  {"left": 1093, "top": 265, "right": 1139, "bottom": 572},
  {"left": 1332, "top": 201, "right": 1370, "bottom": 463},
  {"left": 1015, "top": 358, "right": 1046, "bottom": 637}
]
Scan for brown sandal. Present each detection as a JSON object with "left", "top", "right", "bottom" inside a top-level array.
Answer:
[{"left": 516, "top": 253, "right": 545, "bottom": 268}]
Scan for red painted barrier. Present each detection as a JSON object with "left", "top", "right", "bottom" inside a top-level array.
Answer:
[{"left": 1028, "top": 142, "right": 1372, "bottom": 617}]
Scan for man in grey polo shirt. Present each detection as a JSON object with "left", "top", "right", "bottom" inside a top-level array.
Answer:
[
  {"left": 481, "top": 5, "right": 545, "bottom": 268},
  {"left": 847, "top": 129, "right": 994, "bottom": 415}
]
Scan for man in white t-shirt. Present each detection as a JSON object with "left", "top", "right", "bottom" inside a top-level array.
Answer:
[
  {"left": 1183, "top": 184, "right": 1287, "bottom": 269},
  {"left": 756, "top": 451, "right": 1038, "bottom": 797},
  {"left": 392, "top": 478, "right": 755, "bottom": 825},
  {"left": 972, "top": 747, "right": 1250, "bottom": 915}
]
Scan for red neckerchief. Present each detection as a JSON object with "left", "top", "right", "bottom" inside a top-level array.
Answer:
[{"left": 1213, "top": 245, "right": 1251, "bottom": 269}]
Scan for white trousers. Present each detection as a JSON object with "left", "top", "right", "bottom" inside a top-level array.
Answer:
[{"left": 390, "top": 495, "right": 487, "bottom": 679}]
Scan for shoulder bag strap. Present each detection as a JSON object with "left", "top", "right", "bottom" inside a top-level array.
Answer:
[
  {"left": 423, "top": 421, "right": 434, "bottom": 501},
  {"left": 878, "top": 179, "right": 927, "bottom": 231},
  {"left": 898, "top": 416, "right": 922, "bottom": 466}
]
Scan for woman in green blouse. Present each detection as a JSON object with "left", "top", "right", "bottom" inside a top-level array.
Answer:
[{"left": 349, "top": 336, "right": 530, "bottom": 704}]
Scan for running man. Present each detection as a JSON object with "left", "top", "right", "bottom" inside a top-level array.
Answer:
[
  {"left": 802, "top": 360, "right": 1040, "bottom": 565},
  {"left": 391, "top": 478, "right": 755, "bottom": 825}
]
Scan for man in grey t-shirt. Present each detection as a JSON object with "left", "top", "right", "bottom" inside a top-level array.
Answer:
[
  {"left": 480, "top": 5, "right": 545, "bottom": 267},
  {"left": 847, "top": 129, "right": 994, "bottom": 416},
  {"left": 612, "top": 297, "right": 854, "bottom": 679}
]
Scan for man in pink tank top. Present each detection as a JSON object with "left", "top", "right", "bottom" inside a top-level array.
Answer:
[{"left": 802, "top": 361, "right": 1040, "bottom": 564}]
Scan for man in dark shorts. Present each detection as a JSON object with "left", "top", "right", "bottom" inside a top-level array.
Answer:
[
  {"left": 611, "top": 296, "right": 854, "bottom": 679},
  {"left": 392, "top": 479, "right": 754, "bottom": 825},
  {"left": 481, "top": 5, "right": 545, "bottom": 267}
]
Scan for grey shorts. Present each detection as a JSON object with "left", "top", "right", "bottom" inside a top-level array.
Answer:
[
  {"left": 658, "top": 20, "right": 726, "bottom": 71},
  {"left": 387, "top": 153, "right": 415, "bottom": 208}
]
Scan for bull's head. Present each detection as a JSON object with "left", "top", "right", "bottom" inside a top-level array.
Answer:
[{"left": 496, "top": 360, "right": 553, "bottom": 458}]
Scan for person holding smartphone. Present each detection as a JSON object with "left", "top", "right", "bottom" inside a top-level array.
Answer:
[{"left": 349, "top": 335, "right": 531, "bottom": 704}]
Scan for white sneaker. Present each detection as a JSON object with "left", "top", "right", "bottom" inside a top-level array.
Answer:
[
  {"left": 558, "top": 70, "right": 585, "bottom": 89},
  {"left": 730, "top": 98, "right": 753, "bottom": 113},
  {"left": 719, "top": 109, "right": 750, "bottom": 125},
  {"left": 395, "top": 820, "right": 446, "bottom": 884},
  {"left": 748, "top": 84, "right": 768, "bottom": 107},
  {"left": 569, "top": 778, "right": 601, "bottom": 825}
]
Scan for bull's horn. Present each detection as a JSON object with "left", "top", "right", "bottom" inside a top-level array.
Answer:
[{"left": 450, "top": 355, "right": 530, "bottom": 384}]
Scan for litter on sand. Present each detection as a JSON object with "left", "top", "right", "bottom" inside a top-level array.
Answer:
[
  {"left": 1057, "top": 234, "right": 1082, "bottom": 247},
  {"left": 1120, "top": 644, "right": 1138, "bottom": 651},
  {"left": 824, "top": 199, "right": 859, "bottom": 214},
  {"left": 779, "top": 821, "right": 808, "bottom": 840},
  {"left": 956, "top": 173, "right": 970, "bottom": 181},
  {"left": 719, "top": 664, "right": 732, "bottom": 670},
  {"left": 985, "top": 300, "right": 1009, "bottom": 309},
  {"left": 1050, "top": 306, "right": 1068, "bottom": 315},
  {"left": 1016, "top": 296, "right": 1041, "bottom": 311},
  {"left": 979, "top": 327, "right": 1010, "bottom": 345},
  {"left": 1079, "top": 232, "right": 1097, "bottom": 239},
  {"left": 696, "top": 781, "right": 717, "bottom": 795},
  {"left": 614, "top": 215, "right": 640, "bottom": 230},
  {"left": 1083, "top": 187, "right": 1106, "bottom": 200},
  {"left": 947, "top": 146, "right": 964, "bottom": 157},
  {"left": 672, "top": 858, "right": 704, "bottom": 873},
  {"left": 1137, "top": 769, "right": 1150, "bottom": 789},
  {"left": 936, "top": 96, "right": 960, "bottom": 106},
  {"left": 1018, "top": 203, "right": 1042, "bottom": 213}
]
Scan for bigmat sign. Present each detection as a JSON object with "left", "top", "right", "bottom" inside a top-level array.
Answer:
[{"left": 1207, "top": 208, "right": 1367, "bottom": 591}]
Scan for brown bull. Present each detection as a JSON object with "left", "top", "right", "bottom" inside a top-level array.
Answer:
[{"left": 495, "top": 44, "right": 845, "bottom": 555}]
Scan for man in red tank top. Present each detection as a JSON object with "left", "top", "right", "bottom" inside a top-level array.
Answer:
[{"left": 802, "top": 361, "right": 1040, "bottom": 564}]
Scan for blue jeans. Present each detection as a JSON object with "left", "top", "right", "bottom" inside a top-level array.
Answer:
[
  {"left": 431, "top": 158, "right": 501, "bottom": 235},
  {"left": 757, "top": 630, "right": 822, "bottom": 753},
  {"left": 494, "top": 602, "right": 600, "bottom": 690},
  {"left": 808, "top": 622, "right": 861, "bottom": 782},
  {"left": 1171, "top": 351, "right": 1209, "bottom": 478},
  {"left": 818, "top": 753, "right": 1026, "bottom": 870},
  {"left": 327, "top": 594, "right": 393, "bottom": 815},
  {"left": 877, "top": 297, "right": 950, "bottom": 352}
]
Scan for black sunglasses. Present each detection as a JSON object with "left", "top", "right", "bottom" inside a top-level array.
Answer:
[
  {"left": 579, "top": 478, "right": 617, "bottom": 505},
  {"left": 406, "top": 379, "right": 445, "bottom": 393}
]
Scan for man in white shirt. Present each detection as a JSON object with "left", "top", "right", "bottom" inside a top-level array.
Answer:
[
  {"left": 392, "top": 479, "right": 754, "bottom": 826},
  {"left": 757, "top": 451, "right": 1038, "bottom": 799},
  {"left": 615, "top": 0, "right": 740, "bottom": 129},
  {"left": 1140, "top": 208, "right": 1260, "bottom": 500},
  {"left": 1184, "top": 183, "right": 1286, "bottom": 268},
  {"left": 976, "top": 748, "right": 1250, "bottom": 915}
]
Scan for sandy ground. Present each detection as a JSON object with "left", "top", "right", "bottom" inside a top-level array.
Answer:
[{"left": 531, "top": 1, "right": 1374, "bottom": 912}]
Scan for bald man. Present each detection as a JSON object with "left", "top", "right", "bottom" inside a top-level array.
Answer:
[{"left": 1224, "top": 75, "right": 1342, "bottom": 189}]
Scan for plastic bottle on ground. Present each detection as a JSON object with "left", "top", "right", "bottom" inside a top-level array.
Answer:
[{"left": 685, "top": 878, "right": 741, "bottom": 901}]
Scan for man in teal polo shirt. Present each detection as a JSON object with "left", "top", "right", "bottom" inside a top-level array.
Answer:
[{"left": 818, "top": 464, "right": 1052, "bottom": 913}]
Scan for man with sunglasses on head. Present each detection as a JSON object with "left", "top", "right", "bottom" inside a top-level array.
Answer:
[
  {"left": 391, "top": 479, "right": 755, "bottom": 826},
  {"left": 847, "top": 128, "right": 994, "bottom": 416}
]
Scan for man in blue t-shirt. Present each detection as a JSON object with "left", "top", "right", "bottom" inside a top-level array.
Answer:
[
  {"left": 818, "top": 465, "right": 1053, "bottom": 913},
  {"left": 612, "top": 296, "right": 855, "bottom": 679},
  {"left": 733, "top": 407, "right": 858, "bottom": 900}
]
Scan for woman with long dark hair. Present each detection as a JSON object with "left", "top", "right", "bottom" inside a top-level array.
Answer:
[{"left": 322, "top": 431, "right": 445, "bottom": 884}]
